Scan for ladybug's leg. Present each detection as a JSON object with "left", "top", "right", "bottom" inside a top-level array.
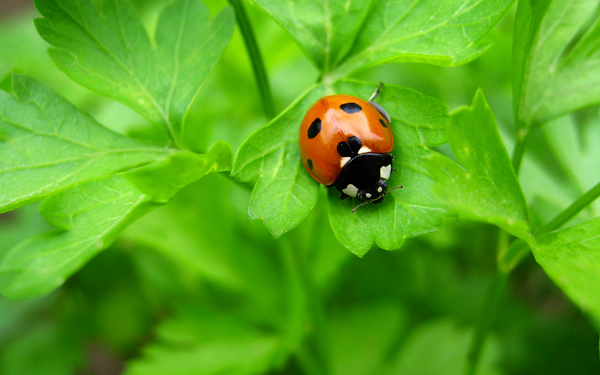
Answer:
[
  {"left": 339, "top": 192, "right": 351, "bottom": 200},
  {"left": 368, "top": 82, "right": 383, "bottom": 102}
]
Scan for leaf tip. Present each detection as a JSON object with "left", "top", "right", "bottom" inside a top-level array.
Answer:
[
  {"left": 349, "top": 246, "right": 369, "bottom": 258},
  {"left": 471, "top": 88, "right": 489, "bottom": 109},
  {"left": 32, "top": 17, "right": 50, "bottom": 34},
  {"left": 218, "top": 4, "right": 236, "bottom": 21},
  {"left": 207, "top": 140, "right": 233, "bottom": 172},
  {"left": 10, "top": 74, "right": 37, "bottom": 101}
]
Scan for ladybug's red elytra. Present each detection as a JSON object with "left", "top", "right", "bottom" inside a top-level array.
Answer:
[{"left": 299, "top": 84, "right": 402, "bottom": 211}]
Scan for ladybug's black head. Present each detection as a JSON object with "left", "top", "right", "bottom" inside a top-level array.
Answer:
[{"left": 357, "top": 180, "right": 387, "bottom": 203}]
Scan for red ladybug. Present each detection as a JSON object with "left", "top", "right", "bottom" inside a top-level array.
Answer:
[{"left": 299, "top": 84, "right": 401, "bottom": 210}]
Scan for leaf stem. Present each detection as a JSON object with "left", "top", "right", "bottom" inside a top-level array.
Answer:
[
  {"left": 226, "top": 0, "right": 276, "bottom": 119},
  {"left": 463, "top": 257, "right": 508, "bottom": 375}
]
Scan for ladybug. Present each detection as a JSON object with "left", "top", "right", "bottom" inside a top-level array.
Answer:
[{"left": 299, "top": 84, "right": 402, "bottom": 211}]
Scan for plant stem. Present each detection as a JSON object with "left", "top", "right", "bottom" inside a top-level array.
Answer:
[
  {"left": 227, "top": 0, "right": 276, "bottom": 119},
  {"left": 540, "top": 180, "right": 600, "bottom": 233},
  {"left": 295, "top": 345, "right": 323, "bottom": 375},
  {"left": 278, "top": 238, "right": 307, "bottom": 353},
  {"left": 500, "top": 179, "right": 600, "bottom": 272},
  {"left": 279, "top": 237, "right": 330, "bottom": 375},
  {"left": 470, "top": 128, "right": 600, "bottom": 374},
  {"left": 463, "top": 264, "right": 508, "bottom": 375},
  {"left": 511, "top": 128, "right": 528, "bottom": 175},
  {"left": 278, "top": 238, "right": 322, "bottom": 374},
  {"left": 465, "top": 120, "right": 532, "bottom": 374}
]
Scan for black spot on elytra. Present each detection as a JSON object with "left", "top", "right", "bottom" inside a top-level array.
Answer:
[
  {"left": 337, "top": 136, "right": 362, "bottom": 157},
  {"left": 379, "top": 118, "right": 388, "bottom": 128},
  {"left": 307, "top": 159, "right": 313, "bottom": 170},
  {"left": 307, "top": 118, "right": 321, "bottom": 139},
  {"left": 340, "top": 102, "right": 362, "bottom": 114}
]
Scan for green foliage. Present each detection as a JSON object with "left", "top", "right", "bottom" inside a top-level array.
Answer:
[
  {"left": 326, "top": 303, "right": 406, "bottom": 374},
  {"left": 0, "top": 75, "right": 170, "bottom": 213},
  {"left": 122, "top": 175, "right": 245, "bottom": 288},
  {"left": 126, "top": 141, "right": 233, "bottom": 203},
  {"left": 126, "top": 306, "right": 280, "bottom": 375},
  {"left": 248, "top": 0, "right": 375, "bottom": 73},
  {"left": 513, "top": 0, "right": 600, "bottom": 128},
  {"left": 533, "top": 217, "right": 600, "bottom": 318},
  {"left": 0, "top": 0, "right": 236, "bottom": 299},
  {"left": 0, "top": 175, "right": 153, "bottom": 298},
  {"left": 0, "top": 323, "right": 82, "bottom": 375},
  {"left": 332, "top": 0, "right": 516, "bottom": 78},
  {"left": 0, "top": 138, "right": 233, "bottom": 299},
  {"left": 1, "top": 0, "right": 600, "bottom": 374},
  {"left": 251, "top": 0, "right": 515, "bottom": 77},
  {"left": 427, "top": 90, "right": 532, "bottom": 242},
  {"left": 35, "top": 0, "right": 234, "bottom": 146},
  {"left": 231, "top": 84, "right": 323, "bottom": 237},
  {"left": 384, "top": 319, "right": 502, "bottom": 375}
]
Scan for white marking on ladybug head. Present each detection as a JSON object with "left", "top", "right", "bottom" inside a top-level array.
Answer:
[
  {"left": 342, "top": 184, "right": 359, "bottom": 197},
  {"left": 377, "top": 186, "right": 383, "bottom": 193},
  {"left": 366, "top": 193, "right": 372, "bottom": 199},
  {"left": 380, "top": 164, "right": 391, "bottom": 180},
  {"left": 340, "top": 156, "right": 351, "bottom": 168},
  {"left": 358, "top": 146, "right": 372, "bottom": 154}
]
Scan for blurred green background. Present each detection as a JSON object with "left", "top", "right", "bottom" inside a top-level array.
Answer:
[{"left": 1, "top": 0, "right": 599, "bottom": 374}]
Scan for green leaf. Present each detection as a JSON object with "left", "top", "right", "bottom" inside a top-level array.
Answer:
[
  {"left": 331, "top": 0, "right": 515, "bottom": 78},
  {"left": 0, "top": 175, "right": 154, "bottom": 299},
  {"left": 0, "top": 75, "right": 169, "bottom": 214},
  {"left": 426, "top": 90, "right": 533, "bottom": 244},
  {"left": 532, "top": 217, "right": 600, "bottom": 319},
  {"left": 231, "top": 84, "right": 324, "bottom": 237},
  {"left": 0, "top": 137, "right": 230, "bottom": 299},
  {"left": 0, "top": 204, "right": 52, "bottom": 255},
  {"left": 126, "top": 305, "right": 280, "bottom": 375},
  {"left": 327, "top": 81, "right": 449, "bottom": 256},
  {"left": 513, "top": 0, "right": 600, "bottom": 127},
  {"left": 34, "top": 0, "right": 234, "bottom": 145},
  {"left": 248, "top": 0, "right": 376, "bottom": 72},
  {"left": 384, "top": 319, "right": 502, "bottom": 375},
  {"left": 126, "top": 141, "right": 233, "bottom": 203}
]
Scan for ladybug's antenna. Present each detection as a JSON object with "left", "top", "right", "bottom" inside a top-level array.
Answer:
[
  {"left": 352, "top": 201, "right": 371, "bottom": 213},
  {"left": 368, "top": 82, "right": 384, "bottom": 103},
  {"left": 351, "top": 185, "right": 404, "bottom": 214},
  {"left": 385, "top": 185, "right": 403, "bottom": 195}
]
